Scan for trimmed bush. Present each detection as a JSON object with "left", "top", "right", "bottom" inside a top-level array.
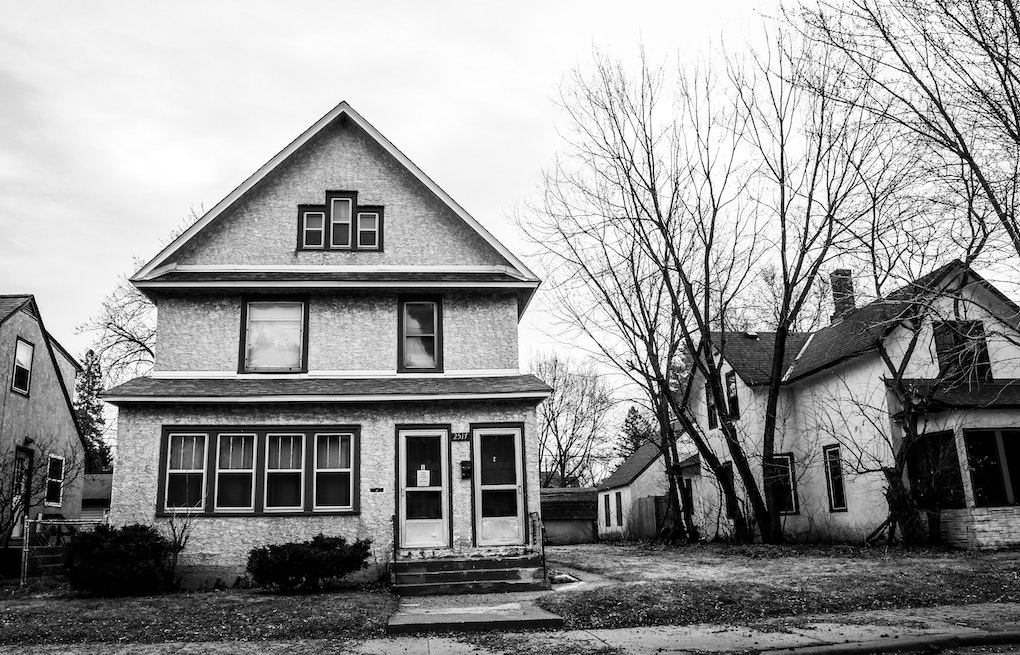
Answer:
[
  {"left": 64, "top": 523, "right": 173, "bottom": 596},
  {"left": 247, "top": 534, "right": 371, "bottom": 592}
]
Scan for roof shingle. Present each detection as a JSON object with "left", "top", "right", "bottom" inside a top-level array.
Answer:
[{"left": 711, "top": 332, "right": 812, "bottom": 386}]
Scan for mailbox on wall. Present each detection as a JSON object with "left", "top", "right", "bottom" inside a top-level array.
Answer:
[{"left": 460, "top": 460, "right": 472, "bottom": 480}]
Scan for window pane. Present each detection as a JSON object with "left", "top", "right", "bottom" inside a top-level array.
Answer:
[
  {"left": 266, "top": 472, "right": 302, "bottom": 507},
  {"left": 13, "top": 367, "right": 29, "bottom": 392},
  {"left": 966, "top": 430, "right": 1007, "bottom": 506},
  {"left": 907, "top": 431, "right": 965, "bottom": 510},
  {"left": 614, "top": 491, "right": 623, "bottom": 525},
  {"left": 359, "top": 230, "right": 378, "bottom": 248},
  {"left": 268, "top": 435, "right": 302, "bottom": 470},
  {"left": 169, "top": 435, "right": 204, "bottom": 470},
  {"left": 246, "top": 303, "right": 303, "bottom": 370},
  {"left": 405, "top": 436, "right": 441, "bottom": 488},
  {"left": 482, "top": 490, "right": 518, "bottom": 517},
  {"left": 1003, "top": 431, "right": 1020, "bottom": 503},
  {"left": 15, "top": 340, "right": 32, "bottom": 369},
  {"left": 316, "top": 472, "right": 351, "bottom": 507},
  {"left": 47, "top": 457, "right": 63, "bottom": 481},
  {"left": 167, "top": 472, "right": 204, "bottom": 508},
  {"left": 824, "top": 447, "right": 846, "bottom": 510},
  {"left": 766, "top": 456, "right": 796, "bottom": 513},
  {"left": 305, "top": 213, "right": 323, "bottom": 229},
  {"left": 219, "top": 435, "right": 254, "bottom": 469},
  {"left": 216, "top": 474, "right": 253, "bottom": 508},
  {"left": 404, "top": 303, "right": 435, "bottom": 335},
  {"left": 480, "top": 434, "right": 517, "bottom": 485},
  {"left": 331, "top": 198, "right": 351, "bottom": 247},
  {"left": 406, "top": 490, "right": 442, "bottom": 519},
  {"left": 304, "top": 229, "right": 323, "bottom": 247},
  {"left": 359, "top": 214, "right": 377, "bottom": 230},
  {"left": 46, "top": 481, "right": 61, "bottom": 504},
  {"left": 317, "top": 434, "right": 350, "bottom": 469},
  {"left": 403, "top": 336, "right": 436, "bottom": 369}
]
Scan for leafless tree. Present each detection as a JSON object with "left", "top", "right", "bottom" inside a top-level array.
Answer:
[
  {"left": 531, "top": 353, "right": 615, "bottom": 487},
  {"left": 799, "top": 0, "right": 1020, "bottom": 261}
]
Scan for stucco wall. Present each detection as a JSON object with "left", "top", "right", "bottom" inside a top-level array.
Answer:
[
  {"left": 152, "top": 290, "right": 519, "bottom": 373},
  {"left": 171, "top": 118, "right": 509, "bottom": 268},
  {"left": 0, "top": 309, "right": 83, "bottom": 528},
  {"left": 109, "top": 399, "right": 541, "bottom": 583}
]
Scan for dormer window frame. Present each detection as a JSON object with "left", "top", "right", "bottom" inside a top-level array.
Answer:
[{"left": 296, "top": 191, "right": 383, "bottom": 253}]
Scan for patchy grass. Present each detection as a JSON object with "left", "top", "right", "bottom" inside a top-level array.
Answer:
[
  {"left": 540, "top": 543, "right": 1020, "bottom": 630},
  {"left": 0, "top": 583, "right": 396, "bottom": 645}
]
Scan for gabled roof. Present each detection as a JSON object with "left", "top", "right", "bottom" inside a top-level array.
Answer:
[
  {"left": 711, "top": 331, "right": 812, "bottom": 386},
  {"left": 132, "top": 101, "right": 539, "bottom": 284},
  {"left": 598, "top": 441, "right": 662, "bottom": 491},
  {"left": 101, "top": 374, "right": 551, "bottom": 404},
  {"left": 0, "top": 294, "right": 34, "bottom": 324},
  {"left": 888, "top": 379, "right": 1020, "bottom": 409}
]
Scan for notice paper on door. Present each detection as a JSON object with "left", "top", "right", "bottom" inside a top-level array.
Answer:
[{"left": 416, "top": 465, "right": 431, "bottom": 487}]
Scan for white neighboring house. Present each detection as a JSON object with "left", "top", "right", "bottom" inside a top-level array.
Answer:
[
  {"left": 597, "top": 442, "right": 669, "bottom": 540},
  {"left": 680, "top": 262, "right": 1020, "bottom": 547}
]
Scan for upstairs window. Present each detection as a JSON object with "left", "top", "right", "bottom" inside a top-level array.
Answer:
[
  {"left": 765, "top": 453, "right": 798, "bottom": 514},
  {"left": 725, "top": 371, "right": 740, "bottom": 419},
  {"left": 296, "top": 191, "right": 384, "bottom": 251},
  {"left": 241, "top": 299, "right": 307, "bottom": 373},
  {"left": 399, "top": 297, "right": 443, "bottom": 372},
  {"left": 933, "top": 320, "right": 992, "bottom": 383},
  {"left": 44, "top": 455, "right": 64, "bottom": 506},
  {"left": 330, "top": 196, "right": 353, "bottom": 249},
  {"left": 300, "top": 210, "right": 326, "bottom": 249},
  {"left": 357, "top": 210, "right": 383, "bottom": 250},
  {"left": 11, "top": 338, "right": 33, "bottom": 394},
  {"left": 705, "top": 382, "right": 718, "bottom": 430}
]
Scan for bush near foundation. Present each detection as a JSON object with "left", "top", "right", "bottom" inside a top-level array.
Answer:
[
  {"left": 246, "top": 534, "right": 372, "bottom": 592},
  {"left": 64, "top": 523, "right": 173, "bottom": 596}
]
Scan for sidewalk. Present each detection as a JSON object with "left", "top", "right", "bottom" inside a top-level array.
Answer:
[{"left": 2, "top": 601, "right": 1019, "bottom": 654}]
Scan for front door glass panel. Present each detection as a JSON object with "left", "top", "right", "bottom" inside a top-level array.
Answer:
[
  {"left": 475, "top": 429, "right": 525, "bottom": 545},
  {"left": 399, "top": 431, "right": 448, "bottom": 547}
]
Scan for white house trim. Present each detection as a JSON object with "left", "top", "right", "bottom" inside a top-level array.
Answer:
[
  {"left": 103, "top": 391, "right": 551, "bottom": 404},
  {"left": 134, "top": 280, "right": 540, "bottom": 290},
  {"left": 131, "top": 101, "right": 539, "bottom": 283},
  {"left": 148, "top": 368, "right": 521, "bottom": 379}
]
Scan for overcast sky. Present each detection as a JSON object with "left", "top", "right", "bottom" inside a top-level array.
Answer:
[{"left": 0, "top": 0, "right": 779, "bottom": 363}]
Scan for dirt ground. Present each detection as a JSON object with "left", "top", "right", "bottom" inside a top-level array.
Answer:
[{"left": 545, "top": 542, "right": 1017, "bottom": 585}]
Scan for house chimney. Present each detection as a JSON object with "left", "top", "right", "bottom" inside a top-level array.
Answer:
[{"left": 830, "top": 269, "right": 855, "bottom": 322}]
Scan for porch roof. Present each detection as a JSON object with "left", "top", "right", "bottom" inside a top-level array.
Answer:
[
  {"left": 890, "top": 379, "right": 1020, "bottom": 409},
  {"left": 101, "top": 374, "right": 551, "bottom": 404}
]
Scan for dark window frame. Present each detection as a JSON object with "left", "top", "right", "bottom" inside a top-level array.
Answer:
[
  {"left": 933, "top": 320, "right": 993, "bottom": 383},
  {"left": 156, "top": 425, "right": 362, "bottom": 517},
  {"left": 719, "top": 461, "right": 735, "bottom": 519},
  {"left": 295, "top": 191, "right": 385, "bottom": 252},
  {"left": 725, "top": 371, "right": 740, "bottom": 419},
  {"left": 44, "top": 454, "right": 64, "bottom": 507},
  {"left": 822, "top": 444, "right": 847, "bottom": 512},
  {"left": 706, "top": 382, "right": 718, "bottom": 430},
  {"left": 238, "top": 295, "right": 310, "bottom": 374},
  {"left": 604, "top": 493, "right": 611, "bottom": 526},
  {"left": 397, "top": 296, "right": 444, "bottom": 373},
  {"left": 11, "top": 337, "right": 34, "bottom": 396},
  {"left": 964, "top": 428, "right": 1020, "bottom": 507},
  {"left": 213, "top": 432, "right": 257, "bottom": 513},
  {"left": 765, "top": 452, "right": 799, "bottom": 514},
  {"left": 615, "top": 490, "right": 623, "bottom": 526}
]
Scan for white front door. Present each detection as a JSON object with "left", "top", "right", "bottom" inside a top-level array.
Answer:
[
  {"left": 473, "top": 427, "right": 525, "bottom": 546},
  {"left": 398, "top": 429, "right": 450, "bottom": 548}
]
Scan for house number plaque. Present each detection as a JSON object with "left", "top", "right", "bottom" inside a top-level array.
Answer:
[{"left": 451, "top": 432, "right": 470, "bottom": 442}]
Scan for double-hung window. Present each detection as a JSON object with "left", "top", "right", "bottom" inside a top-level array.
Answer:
[
  {"left": 241, "top": 299, "right": 307, "bottom": 373},
  {"left": 330, "top": 196, "right": 353, "bottom": 249},
  {"left": 399, "top": 297, "right": 442, "bottom": 372},
  {"left": 11, "top": 338, "right": 33, "bottom": 394},
  {"left": 822, "top": 445, "right": 847, "bottom": 511},
  {"left": 604, "top": 494, "right": 611, "bottom": 527},
  {"left": 705, "top": 382, "right": 718, "bottom": 430},
  {"left": 44, "top": 455, "right": 64, "bottom": 506},
  {"left": 266, "top": 434, "right": 304, "bottom": 511},
  {"left": 614, "top": 490, "right": 623, "bottom": 526},
  {"left": 296, "top": 193, "right": 383, "bottom": 251},
  {"left": 725, "top": 371, "right": 740, "bottom": 419},
  {"left": 300, "top": 210, "right": 326, "bottom": 249},
  {"left": 165, "top": 433, "right": 207, "bottom": 511},
  {"left": 765, "top": 453, "right": 798, "bottom": 514},
  {"left": 215, "top": 434, "right": 256, "bottom": 511},
  {"left": 314, "top": 433, "right": 354, "bottom": 510},
  {"left": 356, "top": 210, "right": 383, "bottom": 250}
]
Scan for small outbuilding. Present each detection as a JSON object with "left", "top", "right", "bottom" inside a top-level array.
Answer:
[
  {"left": 597, "top": 442, "right": 669, "bottom": 540},
  {"left": 540, "top": 487, "right": 597, "bottom": 544}
]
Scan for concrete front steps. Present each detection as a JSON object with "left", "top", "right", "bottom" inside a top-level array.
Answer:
[{"left": 391, "top": 553, "right": 551, "bottom": 596}]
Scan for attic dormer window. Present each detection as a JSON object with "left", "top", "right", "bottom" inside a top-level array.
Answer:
[{"left": 297, "top": 191, "right": 383, "bottom": 252}]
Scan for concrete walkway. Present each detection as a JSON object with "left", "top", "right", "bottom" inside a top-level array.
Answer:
[{"left": 3, "top": 601, "right": 1020, "bottom": 654}]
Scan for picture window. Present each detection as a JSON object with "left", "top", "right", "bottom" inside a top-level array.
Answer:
[{"left": 242, "top": 300, "right": 306, "bottom": 373}]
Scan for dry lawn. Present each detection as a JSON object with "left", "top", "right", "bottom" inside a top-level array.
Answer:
[{"left": 541, "top": 543, "right": 1020, "bottom": 630}]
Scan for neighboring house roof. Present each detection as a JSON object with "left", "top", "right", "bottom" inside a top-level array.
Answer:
[
  {"left": 710, "top": 331, "right": 812, "bottom": 386},
  {"left": 47, "top": 331, "right": 83, "bottom": 373},
  {"left": 889, "top": 379, "right": 1020, "bottom": 409},
  {"left": 132, "top": 101, "right": 539, "bottom": 284},
  {"left": 540, "top": 487, "right": 597, "bottom": 521},
  {"left": 0, "top": 294, "right": 34, "bottom": 324},
  {"left": 0, "top": 293, "right": 85, "bottom": 449},
  {"left": 598, "top": 441, "right": 662, "bottom": 491},
  {"left": 101, "top": 374, "right": 551, "bottom": 404}
]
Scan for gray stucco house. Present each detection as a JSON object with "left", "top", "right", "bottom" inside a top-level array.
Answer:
[
  {"left": 1, "top": 295, "right": 84, "bottom": 554},
  {"left": 103, "top": 102, "right": 551, "bottom": 591}
]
